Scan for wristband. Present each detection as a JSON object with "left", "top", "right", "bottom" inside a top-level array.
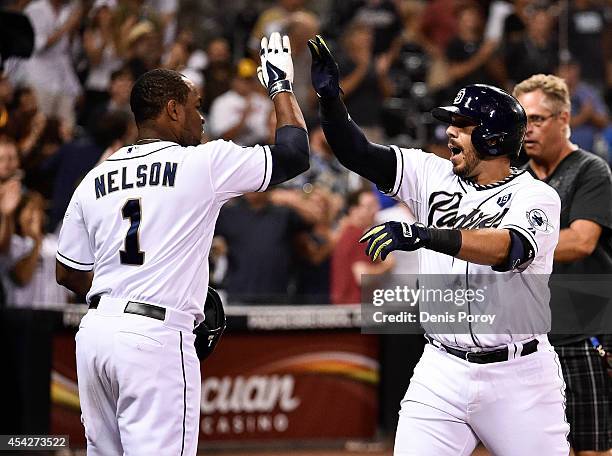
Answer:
[
  {"left": 269, "top": 80, "right": 293, "bottom": 99},
  {"left": 425, "top": 227, "right": 462, "bottom": 256}
]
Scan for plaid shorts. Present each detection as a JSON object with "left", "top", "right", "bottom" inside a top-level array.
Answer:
[{"left": 555, "top": 337, "right": 612, "bottom": 452}]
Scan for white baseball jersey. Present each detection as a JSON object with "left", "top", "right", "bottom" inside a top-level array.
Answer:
[
  {"left": 56, "top": 140, "right": 272, "bottom": 324},
  {"left": 385, "top": 146, "right": 561, "bottom": 348}
]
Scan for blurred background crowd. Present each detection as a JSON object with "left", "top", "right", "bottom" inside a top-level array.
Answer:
[{"left": 0, "top": 0, "right": 610, "bottom": 307}]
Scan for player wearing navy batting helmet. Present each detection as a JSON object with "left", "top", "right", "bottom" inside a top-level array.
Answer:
[{"left": 308, "top": 35, "right": 568, "bottom": 455}]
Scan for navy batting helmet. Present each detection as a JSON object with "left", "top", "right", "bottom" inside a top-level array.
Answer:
[
  {"left": 431, "top": 84, "right": 527, "bottom": 157},
  {"left": 193, "top": 287, "right": 226, "bottom": 360}
]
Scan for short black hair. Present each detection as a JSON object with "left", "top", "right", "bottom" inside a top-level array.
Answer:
[{"left": 130, "top": 68, "right": 190, "bottom": 124}]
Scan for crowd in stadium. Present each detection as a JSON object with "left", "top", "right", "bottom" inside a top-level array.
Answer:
[{"left": 0, "top": 0, "right": 610, "bottom": 306}]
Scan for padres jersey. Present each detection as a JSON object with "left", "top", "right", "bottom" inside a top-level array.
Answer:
[
  {"left": 386, "top": 146, "right": 561, "bottom": 348},
  {"left": 56, "top": 140, "right": 272, "bottom": 324}
]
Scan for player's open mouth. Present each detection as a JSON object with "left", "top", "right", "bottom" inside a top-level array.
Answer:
[{"left": 449, "top": 145, "right": 463, "bottom": 156}]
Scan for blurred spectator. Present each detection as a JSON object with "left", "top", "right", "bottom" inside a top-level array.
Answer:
[
  {"left": 391, "top": 0, "right": 440, "bottom": 100},
  {"left": 344, "top": 0, "right": 403, "bottom": 56},
  {"left": 163, "top": 29, "right": 192, "bottom": 72},
  {"left": 248, "top": 0, "right": 307, "bottom": 55},
  {"left": 337, "top": 21, "right": 394, "bottom": 142},
  {"left": 114, "top": 0, "right": 163, "bottom": 53},
  {"left": 81, "top": 0, "right": 122, "bottom": 124},
  {"left": 278, "top": 122, "right": 351, "bottom": 195},
  {"left": 146, "top": 0, "right": 179, "bottom": 46},
  {"left": 4, "top": 87, "right": 47, "bottom": 157},
  {"left": 326, "top": 0, "right": 403, "bottom": 55},
  {"left": 484, "top": 0, "right": 530, "bottom": 45},
  {"left": 208, "top": 58, "right": 271, "bottom": 146},
  {"left": 567, "top": 0, "right": 610, "bottom": 90},
  {"left": 444, "top": 5, "right": 502, "bottom": 96},
  {"left": 0, "top": 139, "right": 23, "bottom": 254},
  {"left": 47, "top": 110, "right": 133, "bottom": 232},
  {"left": 121, "top": 20, "right": 162, "bottom": 80},
  {"left": 0, "top": 74, "right": 12, "bottom": 137},
  {"left": 503, "top": 6, "right": 558, "bottom": 84},
  {"left": 215, "top": 192, "right": 310, "bottom": 304},
  {"left": 0, "top": 171, "right": 24, "bottom": 306},
  {"left": 5, "top": 191, "right": 69, "bottom": 308},
  {"left": 87, "top": 66, "right": 135, "bottom": 133},
  {"left": 395, "top": 0, "right": 427, "bottom": 50},
  {"left": 294, "top": 186, "right": 342, "bottom": 304},
  {"left": 419, "top": 0, "right": 464, "bottom": 55},
  {"left": 22, "top": 0, "right": 84, "bottom": 138},
  {"left": 305, "top": 125, "right": 350, "bottom": 195},
  {"left": 163, "top": 29, "right": 206, "bottom": 94},
  {"left": 21, "top": 116, "right": 63, "bottom": 199},
  {"left": 557, "top": 60, "right": 609, "bottom": 154},
  {"left": 331, "top": 188, "right": 394, "bottom": 304},
  {"left": 202, "top": 37, "right": 233, "bottom": 114},
  {"left": 286, "top": 11, "right": 320, "bottom": 124}
]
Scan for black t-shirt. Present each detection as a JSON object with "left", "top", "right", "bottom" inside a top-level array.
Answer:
[
  {"left": 504, "top": 36, "right": 558, "bottom": 84},
  {"left": 215, "top": 199, "right": 309, "bottom": 303},
  {"left": 568, "top": 6, "right": 608, "bottom": 85},
  {"left": 527, "top": 150, "right": 612, "bottom": 345}
]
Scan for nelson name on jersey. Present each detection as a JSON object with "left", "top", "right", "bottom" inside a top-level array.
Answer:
[{"left": 94, "top": 161, "right": 178, "bottom": 199}]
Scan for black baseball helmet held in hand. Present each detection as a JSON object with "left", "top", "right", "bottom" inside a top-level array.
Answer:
[
  {"left": 431, "top": 84, "right": 527, "bottom": 157},
  {"left": 193, "top": 287, "right": 226, "bottom": 360}
]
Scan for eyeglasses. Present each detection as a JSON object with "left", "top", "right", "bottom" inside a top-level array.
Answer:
[{"left": 526, "top": 113, "right": 557, "bottom": 127}]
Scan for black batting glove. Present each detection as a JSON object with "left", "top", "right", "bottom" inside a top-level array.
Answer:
[
  {"left": 307, "top": 35, "right": 342, "bottom": 98},
  {"left": 359, "top": 222, "right": 430, "bottom": 262}
]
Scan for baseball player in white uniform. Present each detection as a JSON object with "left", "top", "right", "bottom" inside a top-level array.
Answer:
[
  {"left": 56, "top": 33, "right": 308, "bottom": 455},
  {"left": 308, "top": 35, "right": 569, "bottom": 455}
]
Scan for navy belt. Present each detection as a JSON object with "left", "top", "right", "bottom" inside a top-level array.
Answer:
[
  {"left": 89, "top": 295, "right": 166, "bottom": 321},
  {"left": 425, "top": 335, "right": 539, "bottom": 364}
]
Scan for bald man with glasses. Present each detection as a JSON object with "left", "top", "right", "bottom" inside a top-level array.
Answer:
[{"left": 514, "top": 74, "right": 612, "bottom": 456}]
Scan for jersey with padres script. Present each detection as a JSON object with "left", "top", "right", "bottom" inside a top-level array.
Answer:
[
  {"left": 385, "top": 146, "right": 561, "bottom": 349},
  {"left": 56, "top": 140, "right": 272, "bottom": 324}
]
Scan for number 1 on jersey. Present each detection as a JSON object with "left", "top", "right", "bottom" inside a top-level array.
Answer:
[{"left": 120, "top": 199, "right": 145, "bottom": 265}]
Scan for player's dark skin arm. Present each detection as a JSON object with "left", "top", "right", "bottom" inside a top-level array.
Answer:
[
  {"left": 269, "top": 92, "right": 310, "bottom": 185},
  {"left": 456, "top": 228, "right": 511, "bottom": 266},
  {"left": 56, "top": 261, "right": 93, "bottom": 297}
]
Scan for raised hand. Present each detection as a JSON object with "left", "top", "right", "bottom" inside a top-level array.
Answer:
[
  {"left": 307, "top": 35, "right": 341, "bottom": 98},
  {"left": 257, "top": 32, "right": 294, "bottom": 99}
]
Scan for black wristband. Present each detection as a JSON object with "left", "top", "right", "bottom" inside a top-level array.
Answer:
[
  {"left": 426, "top": 228, "right": 462, "bottom": 256},
  {"left": 269, "top": 79, "right": 292, "bottom": 99}
]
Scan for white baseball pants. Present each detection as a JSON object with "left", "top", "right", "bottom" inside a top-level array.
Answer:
[
  {"left": 75, "top": 297, "right": 201, "bottom": 455},
  {"left": 394, "top": 337, "right": 570, "bottom": 455}
]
